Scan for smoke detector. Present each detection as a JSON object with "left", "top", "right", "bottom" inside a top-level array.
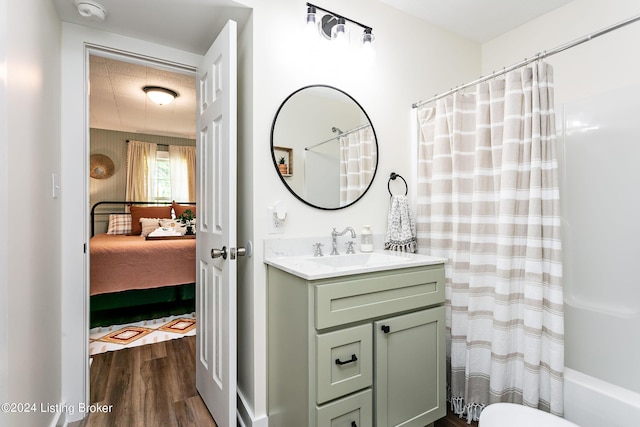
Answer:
[{"left": 74, "top": 0, "right": 107, "bottom": 22}]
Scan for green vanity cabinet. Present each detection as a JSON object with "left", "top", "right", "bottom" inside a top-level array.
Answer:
[{"left": 267, "top": 262, "right": 447, "bottom": 427}]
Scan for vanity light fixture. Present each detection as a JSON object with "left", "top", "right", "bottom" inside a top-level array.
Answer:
[
  {"left": 143, "top": 86, "right": 178, "bottom": 105},
  {"left": 306, "top": 2, "right": 375, "bottom": 51}
]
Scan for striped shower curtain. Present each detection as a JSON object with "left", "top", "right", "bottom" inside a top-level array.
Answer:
[
  {"left": 339, "top": 126, "right": 376, "bottom": 206},
  {"left": 416, "top": 63, "right": 564, "bottom": 421}
]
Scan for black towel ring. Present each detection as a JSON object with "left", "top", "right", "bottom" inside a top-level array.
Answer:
[{"left": 388, "top": 172, "right": 408, "bottom": 196}]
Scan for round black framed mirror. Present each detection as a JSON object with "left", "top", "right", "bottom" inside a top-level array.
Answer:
[{"left": 270, "top": 85, "right": 378, "bottom": 210}]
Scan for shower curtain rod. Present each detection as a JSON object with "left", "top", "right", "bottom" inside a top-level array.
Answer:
[
  {"left": 305, "top": 123, "right": 371, "bottom": 151},
  {"left": 412, "top": 13, "right": 640, "bottom": 109}
]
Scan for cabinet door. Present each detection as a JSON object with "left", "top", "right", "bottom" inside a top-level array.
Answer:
[{"left": 374, "top": 307, "right": 446, "bottom": 427}]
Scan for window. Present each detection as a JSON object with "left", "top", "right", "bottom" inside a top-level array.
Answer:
[
  {"left": 155, "top": 151, "right": 171, "bottom": 202},
  {"left": 125, "top": 141, "right": 195, "bottom": 203}
]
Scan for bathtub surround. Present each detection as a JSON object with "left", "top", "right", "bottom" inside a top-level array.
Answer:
[
  {"left": 416, "top": 63, "right": 564, "bottom": 420},
  {"left": 481, "top": 2, "right": 640, "bottom": 425}
]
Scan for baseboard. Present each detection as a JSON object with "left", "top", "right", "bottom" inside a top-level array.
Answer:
[
  {"left": 48, "top": 407, "right": 65, "bottom": 427},
  {"left": 237, "top": 390, "right": 268, "bottom": 427}
]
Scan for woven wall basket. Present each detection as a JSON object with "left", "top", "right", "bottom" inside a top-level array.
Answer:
[{"left": 90, "top": 154, "right": 115, "bottom": 179}]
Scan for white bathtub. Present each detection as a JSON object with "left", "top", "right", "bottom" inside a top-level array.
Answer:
[{"left": 564, "top": 368, "right": 640, "bottom": 427}]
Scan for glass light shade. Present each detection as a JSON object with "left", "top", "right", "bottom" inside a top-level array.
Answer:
[
  {"left": 305, "top": 8, "right": 317, "bottom": 40},
  {"left": 143, "top": 86, "right": 177, "bottom": 105},
  {"left": 361, "top": 29, "right": 376, "bottom": 65},
  {"left": 306, "top": 6, "right": 316, "bottom": 26},
  {"left": 361, "top": 29, "right": 375, "bottom": 45},
  {"left": 331, "top": 18, "right": 348, "bottom": 42}
]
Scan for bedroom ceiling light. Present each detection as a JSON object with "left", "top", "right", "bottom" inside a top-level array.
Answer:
[
  {"left": 306, "top": 2, "right": 375, "bottom": 53},
  {"left": 143, "top": 86, "right": 178, "bottom": 106}
]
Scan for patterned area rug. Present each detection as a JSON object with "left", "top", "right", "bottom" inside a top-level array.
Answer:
[{"left": 90, "top": 313, "right": 196, "bottom": 355}]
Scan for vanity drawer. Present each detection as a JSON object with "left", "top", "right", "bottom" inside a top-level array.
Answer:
[
  {"left": 316, "top": 389, "right": 372, "bottom": 427},
  {"left": 315, "top": 267, "right": 444, "bottom": 329},
  {"left": 316, "top": 324, "right": 373, "bottom": 404}
]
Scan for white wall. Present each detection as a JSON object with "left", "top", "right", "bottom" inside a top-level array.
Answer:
[
  {"left": 2, "top": 0, "right": 62, "bottom": 426},
  {"left": 0, "top": 0, "right": 8, "bottom": 423},
  {"left": 481, "top": 0, "right": 640, "bottom": 395},
  {"left": 482, "top": 0, "right": 640, "bottom": 105},
  {"left": 236, "top": 0, "right": 480, "bottom": 422}
]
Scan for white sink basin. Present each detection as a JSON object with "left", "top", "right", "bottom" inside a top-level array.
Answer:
[
  {"left": 264, "top": 249, "right": 447, "bottom": 280},
  {"left": 307, "top": 252, "right": 411, "bottom": 268}
]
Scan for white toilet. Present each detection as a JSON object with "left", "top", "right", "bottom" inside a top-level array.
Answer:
[{"left": 479, "top": 403, "right": 580, "bottom": 426}]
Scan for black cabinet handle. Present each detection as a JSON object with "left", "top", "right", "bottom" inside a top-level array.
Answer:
[
  {"left": 335, "top": 354, "right": 358, "bottom": 366},
  {"left": 351, "top": 422, "right": 358, "bottom": 427},
  {"left": 381, "top": 325, "right": 390, "bottom": 333}
]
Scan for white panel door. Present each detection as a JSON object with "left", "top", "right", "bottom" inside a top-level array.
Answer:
[{"left": 195, "top": 20, "right": 237, "bottom": 427}]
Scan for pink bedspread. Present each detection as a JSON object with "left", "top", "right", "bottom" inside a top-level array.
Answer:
[{"left": 90, "top": 234, "right": 196, "bottom": 296}]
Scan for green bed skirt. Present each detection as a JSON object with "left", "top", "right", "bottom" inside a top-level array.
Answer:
[{"left": 90, "top": 283, "right": 195, "bottom": 328}]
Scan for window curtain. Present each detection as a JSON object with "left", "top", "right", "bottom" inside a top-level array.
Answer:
[
  {"left": 339, "top": 126, "right": 376, "bottom": 206},
  {"left": 416, "top": 62, "right": 564, "bottom": 421},
  {"left": 169, "top": 145, "right": 196, "bottom": 202},
  {"left": 125, "top": 140, "right": 157, "bottom": 201}
]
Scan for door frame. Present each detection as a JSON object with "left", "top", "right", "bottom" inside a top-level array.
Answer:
[{"left": 60, "top": 23, "right": 205, "bottom": 423}]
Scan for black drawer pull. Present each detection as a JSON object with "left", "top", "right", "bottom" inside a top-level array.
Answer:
[
  {"left": 351, "top": 422, "right": 358, "bottom": 427},
  {"left": 381, "top": 325, "right": 390, "bottom": 333},
  {"left": 335, "top": 354, "right": 358, "bottom": 366}
]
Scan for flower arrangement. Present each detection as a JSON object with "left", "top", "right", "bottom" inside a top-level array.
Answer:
[{"left": 175, "top": 209, "right": 195, "bottom": 235}]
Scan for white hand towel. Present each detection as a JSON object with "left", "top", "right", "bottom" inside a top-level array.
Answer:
[{"left": 384, "top": 195, "right": 417, "bottom": 252}]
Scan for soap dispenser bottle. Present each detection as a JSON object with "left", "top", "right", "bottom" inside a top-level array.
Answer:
[{"left": 360, "top": 225, "right": 373, "bottom": 253}]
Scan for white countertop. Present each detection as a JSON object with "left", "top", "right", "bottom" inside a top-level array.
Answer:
[{"left": 264, "top": 250, "right": 447, "bottom": 280}]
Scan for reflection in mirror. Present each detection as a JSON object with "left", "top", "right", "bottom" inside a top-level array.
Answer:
[{"left": 271, "top": 85, "right": 378, "bottom": 210}]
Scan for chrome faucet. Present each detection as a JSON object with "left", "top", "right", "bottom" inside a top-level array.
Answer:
[{"left": 331, "top": 227, "right": 356, "bottom": 255}]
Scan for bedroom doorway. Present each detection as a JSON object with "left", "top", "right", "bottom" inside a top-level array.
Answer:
[
  {"left": 88, "top": 50, "right": 197, "bottom": 355},
  {"left": 87, "top": 51, "right": 200, "bottom": 352},
  {"left": 83, "top": 22, "right": 240, "bottom": 424},
  {"left": 59, "top": 2, "right": 250, "bottom": 421}
]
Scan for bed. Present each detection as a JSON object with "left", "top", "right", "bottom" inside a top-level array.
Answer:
[{"left": 89, "top": 201, "right": 197, "bottom": 327}]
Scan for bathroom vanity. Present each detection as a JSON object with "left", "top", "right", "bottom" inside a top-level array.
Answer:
[{"left": 266, "top": 251, "right": 447, "bottom": 427}]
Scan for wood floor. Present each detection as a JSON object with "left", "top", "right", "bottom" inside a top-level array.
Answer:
[
  {"left": 70, "top": 336, "right": 217, "bottom": 427},
  {"left": 72, "top": 334, "right": 477, "bottom": 427}
]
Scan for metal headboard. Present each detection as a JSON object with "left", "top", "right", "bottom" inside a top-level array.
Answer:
[{"left": 90, "top": 201, "right": 196, "bottom": 237}]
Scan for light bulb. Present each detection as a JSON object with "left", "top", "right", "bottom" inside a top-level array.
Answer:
[
  {"left": 361, "top": 29, "right": 376, "bottom": 65},
  {"left": 331, "top": 17, "right": 347, "bottom": 41},
  {"left": 305, "top": 6, "right": 318, "bottom": 41},
  {"left": 331, "top": 17, "right": 349, "bottom": 54},
  {"left": 306, "top": 6, "right": 316, "bottom": 26}
]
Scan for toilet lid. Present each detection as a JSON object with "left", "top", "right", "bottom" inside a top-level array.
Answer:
[{"left": 479, "top": 403, "right": 579, "bottom": 427}]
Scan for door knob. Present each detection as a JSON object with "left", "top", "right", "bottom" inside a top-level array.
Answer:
[
  {"left": 230, "top": 247, "right": 246, "bottom": 260},
  {"left": 211, "top": 246, "right": 227, "bottom": 260}
]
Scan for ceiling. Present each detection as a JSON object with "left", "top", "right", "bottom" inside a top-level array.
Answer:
[
  {"left": 89, "top": 56, "right": 197, "bottom": 139},
  {"left": 377, "top": 0, "right": 574, "bottom": 43},
  {"left": 53, "top": 0, "right": 573, "bottom": 139},
  {"left": 53, "top": 0, "right": 252, "bottom": 140}
]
